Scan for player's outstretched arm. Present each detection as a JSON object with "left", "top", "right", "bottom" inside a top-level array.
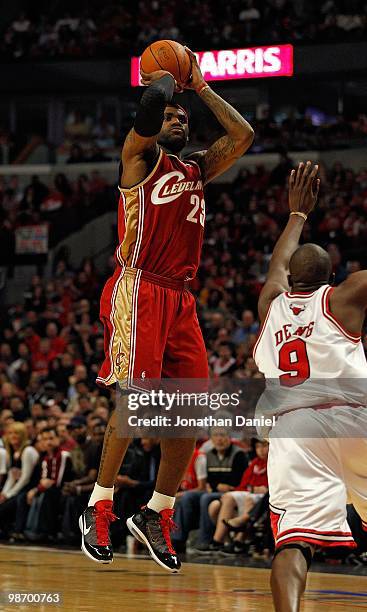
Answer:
[
  {"left": 185, "top": 48, "right": 254, "bottom": 184},
  {"left": 258, "top": 162, "right": 320, "bottom": 322},
  {"left": 330, "top": 270, "right": 367, "bottom": 332},
  {"left": 121, "top": 71, "right": 176, "bottom": 188}
]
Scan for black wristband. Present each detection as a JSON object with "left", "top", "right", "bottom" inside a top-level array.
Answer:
[{"left": 134, "top": 75, "right": 175, "bottom": 137}]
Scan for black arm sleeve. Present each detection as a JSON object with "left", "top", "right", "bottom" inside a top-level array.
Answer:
[{"left": 134, "top": 75, "right": 175, "bottom": 137}]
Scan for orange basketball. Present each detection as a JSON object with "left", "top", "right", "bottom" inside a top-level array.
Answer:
[{"left": 140, "top": 40, "right": 192, "bottom": 86}]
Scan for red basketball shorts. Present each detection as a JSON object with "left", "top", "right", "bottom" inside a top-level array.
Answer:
[{"left": 97, "top": 266, "right": 209, "bottom": 388}]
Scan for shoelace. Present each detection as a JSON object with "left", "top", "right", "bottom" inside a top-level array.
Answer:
[
  {"left": 159, "top": 509, "right": 178, "bottom": 555},
  {"left": 94, "top": 506, "right": 118, "bottom": 546}
]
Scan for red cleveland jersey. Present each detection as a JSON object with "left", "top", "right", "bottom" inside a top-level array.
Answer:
[{"left": 116, "top": 149, "right": 205, "bottom": 280}]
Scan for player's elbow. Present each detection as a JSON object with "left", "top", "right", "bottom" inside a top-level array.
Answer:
[{"left": 236, "top": 125, "right": 254, "bottom": 154}]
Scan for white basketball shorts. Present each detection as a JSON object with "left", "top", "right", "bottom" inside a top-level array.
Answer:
[{"left": 268, "top": 406, "right": 367, "bottom": 549}]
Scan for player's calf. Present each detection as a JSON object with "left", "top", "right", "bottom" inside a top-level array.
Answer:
[{"left": 271, "top": 542, "right": 314, "bottom": 612}]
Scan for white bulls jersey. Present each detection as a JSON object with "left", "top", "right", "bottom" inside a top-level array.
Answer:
[{"left": 253, "top": 285, "right": 367, "bottom": 419}]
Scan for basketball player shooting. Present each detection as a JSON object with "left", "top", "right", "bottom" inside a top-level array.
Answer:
[
  {"left": 254, "top": 161, "right": 367, "bottom": 611},
  {"left": 79, "top": 47, "right": 254, "bottom": 572}
]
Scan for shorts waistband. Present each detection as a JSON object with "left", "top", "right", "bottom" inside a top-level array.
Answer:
[{"left": 124, "top": 267, "right": 190, "bottom": 290}]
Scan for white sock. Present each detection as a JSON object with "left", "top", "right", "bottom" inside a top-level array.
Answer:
[
  {"left": 147, "top": 490, "right": 175, "bottom": 513},
  {"left": 88, "top": 483, "right": 114, "bottom": 507}
]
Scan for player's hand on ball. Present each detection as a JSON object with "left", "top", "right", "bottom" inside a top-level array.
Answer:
[
  {"left": 140, "top": 69, "right": 183, "bottom": 93},
  {"left": 184, "top": 47, "right": 205, "bottom": 91},
  {"left": 289, "top": 161, "right": 320, "bottom": 216}
]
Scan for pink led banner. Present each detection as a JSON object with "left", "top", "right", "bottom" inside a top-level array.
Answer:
[{"left": 131, "top": 44, "right": 293, "bottom": 86}]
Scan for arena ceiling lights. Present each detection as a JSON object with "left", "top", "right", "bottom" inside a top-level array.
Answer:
[{"left": 131, "top": 44, "right": 294, "bottom": 86}]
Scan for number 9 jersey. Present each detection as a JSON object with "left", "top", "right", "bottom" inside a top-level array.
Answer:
[
  {"left": 116, "top": 149, "right": 205, "bottom": 281},
  {"left": 253, "top": 285, "right": 367, "bottom": 417}
]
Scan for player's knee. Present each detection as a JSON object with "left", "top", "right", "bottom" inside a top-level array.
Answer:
[{"left": 273, "top": 542, "right": 314, "bottom": 570}]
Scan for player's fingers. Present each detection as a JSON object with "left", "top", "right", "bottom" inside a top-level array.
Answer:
[
  {"left": 306, "top": 164, "right": 319, "bottom": 189},
  {"left": 289, "top": 169, "right": 295, "bottom": 189},
  {"left": 184, "top": 46, "right": 197, "bottom": 63},
  {"left": 300, "top": 160, "right": 312, "bottom": 188},
  {"left": 313, "top": 178, "right": 321, "bottom": 200},
  {"left": 295, "top": 162, "right": 304, "bottom": 187}
]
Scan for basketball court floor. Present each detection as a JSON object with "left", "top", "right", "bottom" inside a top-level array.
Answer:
[{"left": 1, "top": 545, "right": 367, "bottom": 611}]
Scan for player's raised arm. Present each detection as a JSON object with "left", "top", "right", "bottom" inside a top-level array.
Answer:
[
  {"left": 121, "top": 71, "right": 177, "bottom": 188},
  {"left": 257, "top": 161, "right": 320, "bottom": 322},
  {"left": 184, "top": 48, "right": 254, "bottom": 184}
]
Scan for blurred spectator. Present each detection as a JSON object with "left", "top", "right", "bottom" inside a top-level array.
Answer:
[
  {"left": 231, "top": 310, "right": 259, "bottom": 345},
  {"left": 18, "top": 427, "right": 72, "bottom": 541},
  {"left": 177, "top": 445, "right": 207, "bottom": 495},
  {"left": 172, "top": 428, "right": 248, "bottom": 552},
  {"left": 65, "top": 111, "right": 93, "bottom": 142},
  {"left": 207, "top": 439, "right": 269, "bottom": 553},
  {"left": 92, "top": 114, "right": 116, "bottom": 149},
  {"left": 210, "top": 343, "right": 237, "bottom": 377},
  {"left": 0, "top": 422, "right": 39, "bottom": 537}
]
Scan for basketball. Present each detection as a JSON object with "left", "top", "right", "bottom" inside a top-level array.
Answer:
[{"left": 140, "top": 40, "right": 192, "bottom": 86}]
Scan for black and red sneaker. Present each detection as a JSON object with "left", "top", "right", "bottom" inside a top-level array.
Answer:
[
  {"left": 79, "top": 500, "right": 117, "bottom": 564},
  {"left": 126, "top": 507, "right": 181, "bottom": 573}
]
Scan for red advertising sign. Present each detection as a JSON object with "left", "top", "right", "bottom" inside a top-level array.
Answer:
[{"left": 131, "top": 44, "right": 293, "bottom": 86}]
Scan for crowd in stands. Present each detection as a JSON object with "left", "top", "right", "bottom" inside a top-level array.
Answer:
[
  {"left": 251, "top": 113, "right": 367, "bottom": 153},
  {"left": 2, "top": 109, "right": 367, "bottom": 169},
  {"left": 1, "top": 1, "right": 367, "bottom": 61},
  {"left": 1, "top": 157, "right": 367, "bottom": 560},
  {"left": 0, "top": 171, "right": 116, "bottom": 259}
]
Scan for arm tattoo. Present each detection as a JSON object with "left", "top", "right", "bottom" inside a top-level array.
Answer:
[
  {"left": 200, "top": 87, "right": 252, "bottom": 140},
  {"left": 198, "top": 87, "right": 254, "bottom": 183}
]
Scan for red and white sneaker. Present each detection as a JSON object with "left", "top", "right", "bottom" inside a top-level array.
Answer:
[
  {"left": 79, "top": 500, "right": 117, "bottom": 564},
  {"left": 127, "top": 507, "right": 181, "bottom": 573}
]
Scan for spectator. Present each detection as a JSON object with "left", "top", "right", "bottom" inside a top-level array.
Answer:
[
  {"left": 65, "top": 111, "right": 92, "bottom": 142},
  {"left": 32, "top": 338, "right": 58, "bottom": 376},
  {"left": 207, "top": 440, "right": 269, "bottom": 553},
  {"left": 19, "top": 427, "right": 72, "bottom": 541},
  {"left": 210, "top": 343, "right": 237, "bottom": 377},
  {"left": 172, "top": 428, "right": 248, "bottom": 552},
  {"left": 0, "top": 422, "right": 39, "bottom": 537},
  {"left": 46, "top": 323, "right": 67, "bottom": 356},
  {"left": 231, "top": 310, "right": 259, "bottom": 345},
  {"left": 56, "top": 422, "right": 76, "bottom": 452},
  {"left": 177, "top": 445, "right": 207, "bottom": 496},
  {"left": 92, "top": 114, "right": 116, "bottom": 148}
]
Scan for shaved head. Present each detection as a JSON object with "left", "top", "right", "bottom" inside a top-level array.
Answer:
[{"left": 289, "top": 243, "right": 332, "bottom": 288}]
